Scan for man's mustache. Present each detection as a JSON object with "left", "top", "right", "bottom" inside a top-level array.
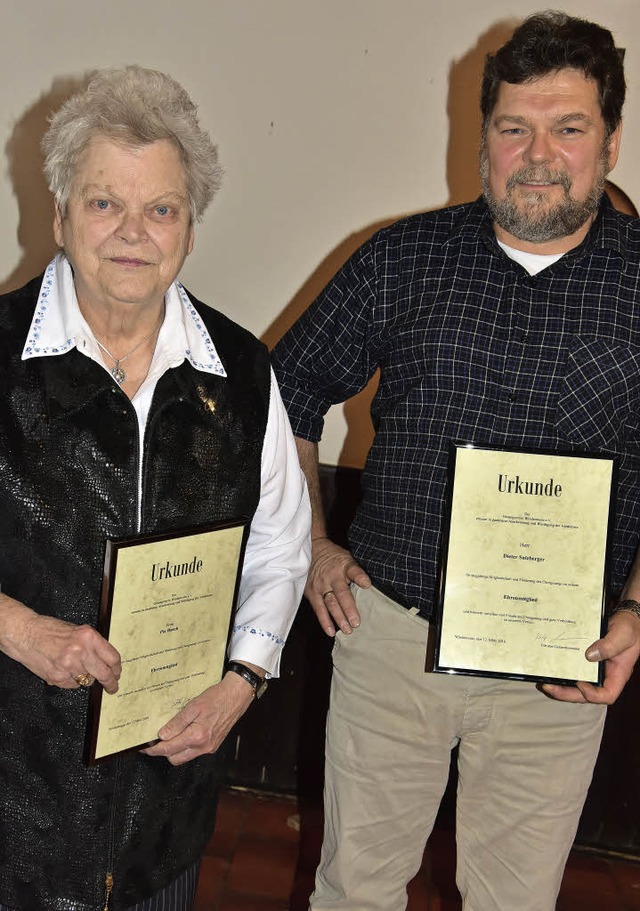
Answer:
[{"left": 506, "top": 169, "right": 572, "bottom": 192}]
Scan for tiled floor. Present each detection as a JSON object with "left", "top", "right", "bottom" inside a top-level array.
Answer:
[{"left": 195, "top": 787, "right": 640, "bottom": 910}]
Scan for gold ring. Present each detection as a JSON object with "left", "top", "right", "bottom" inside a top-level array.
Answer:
[
  {"left": 321, "top": 590, "right": 334, "bottom": 598},
  {"left": 74, "top": 673, "right": 92, "bottom": 687}
]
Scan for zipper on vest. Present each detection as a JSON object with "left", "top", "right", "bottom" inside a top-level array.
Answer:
[
  {"left": 131, "top": 397, "right": 143, "bottom": 534},
  {"left": 102, "top": 872, "right": 114, "bottom": 910},
  {"left": 102, "top": 757, "right": 122, "bottom": 910},
  {"left": 139, "top": 397, "right": 179, "bottom": 529}
]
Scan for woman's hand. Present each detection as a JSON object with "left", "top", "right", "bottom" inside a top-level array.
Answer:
[
  {"left": 0, "top": 594, "right": 121, "bottom": 692},
  {"left": 141, "top": 671, "right": 257, "bottom": 765}
]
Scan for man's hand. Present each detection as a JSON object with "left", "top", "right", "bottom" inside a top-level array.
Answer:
[
  {"left": 541, "top": 610, "right": 640, "bottom": 704},
  {"left": 141, "top": 672, "right": 256, "bottom": 766},
  {"left": 306, "top": 537, "right": 371, "bottom": 637},
  {"left": 292, "top": 438, "right": 371, "bottom": 636},
  {"left": 0, "top": 595, "right": 121, "bottom": 692}
]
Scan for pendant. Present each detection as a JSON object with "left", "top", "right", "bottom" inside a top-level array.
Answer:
[{"left": 111, "top": 365, "right": 126, "bottom": 385}]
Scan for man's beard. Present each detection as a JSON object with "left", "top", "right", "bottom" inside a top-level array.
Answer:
[{"left": 480, "top": 140, "right": 608, "bottom": 244}]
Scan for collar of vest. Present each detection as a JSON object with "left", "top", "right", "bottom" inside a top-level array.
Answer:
[{"left": 40, "top": 350, "right": 222, "bottom": 424}]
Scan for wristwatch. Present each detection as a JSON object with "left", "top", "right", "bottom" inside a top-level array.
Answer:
[
  {"left": 227, "top": 661, "right": 268, "bottom": 699},
  {"left": 610, "top": 599, "right": 640, "bottom": 621}
]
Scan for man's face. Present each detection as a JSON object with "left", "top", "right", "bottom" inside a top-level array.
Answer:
[
  {"left": 54, "top": 135, "right": 194, "bottom": 313},
  {"left": 481, "top": 68, "right": 622, "bottom": 253}
]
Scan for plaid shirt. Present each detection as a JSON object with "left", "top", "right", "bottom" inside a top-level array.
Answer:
[{"left": 272, "top": 197, "right": 640, "bottom": 618}]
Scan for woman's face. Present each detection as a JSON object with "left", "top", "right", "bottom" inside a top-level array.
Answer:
[{"left": 54, "top": 135, "right": 194, "bottom": 313}]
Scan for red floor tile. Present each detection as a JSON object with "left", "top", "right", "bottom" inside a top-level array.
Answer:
[
  {"left": 557, "top": 861, "right": 621, "bottom": 911},
  {"left": 205, "top": 790, "right": 252, "bottom": 861},
  {"left": 613, "top": 860, "right": 640, "bottom": 911},
  {"left": 226, "top": 836, "right": 298, "bottom": 900},
  {"left": 193, "top": 855, "right": 230, "bottom": 910},
  {"left": 217, "top": 898, "right": 290, "bottom": 911},
  {"left": 242, "top": 793, "right": 300, "bottom": 844}
]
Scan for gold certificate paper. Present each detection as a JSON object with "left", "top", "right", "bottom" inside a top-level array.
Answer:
[
  {"left": 434, "top": 446, "right": 616, "bottom": 685},
  {"left": 86, "top": 520, "right": 248, "bottom": 764}
]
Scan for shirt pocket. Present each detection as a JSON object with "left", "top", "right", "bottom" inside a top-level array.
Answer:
[{"left": 555, "top": 337, "right": 640, "bottom": 452}]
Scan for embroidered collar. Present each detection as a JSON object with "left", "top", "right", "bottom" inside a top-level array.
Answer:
[{"left": 21, "top": 253, "right": 227, "bottom": 378}]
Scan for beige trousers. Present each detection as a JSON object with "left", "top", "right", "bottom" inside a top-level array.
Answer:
[{"left": 310, "top": 585, "right": 606, "bottom": 911}]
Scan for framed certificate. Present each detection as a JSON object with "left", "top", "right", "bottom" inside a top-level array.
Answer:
[
  {"left": 433, "top": 444, "right": 616, "bottom": 686},
  {"left": 85, "top": 518, "right": 249, "bottom": 764}
]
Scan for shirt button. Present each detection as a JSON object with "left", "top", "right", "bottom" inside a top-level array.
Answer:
[
  {"left": 508, "top": 392, "right": 517, "bottom": 402},
  {"left": 521, "top": 334, "right": 529, "bottom": 343}
]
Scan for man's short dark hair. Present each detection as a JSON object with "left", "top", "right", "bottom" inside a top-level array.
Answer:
[{"left": 481, "top": 10, "right": 626, "bottom": 136}]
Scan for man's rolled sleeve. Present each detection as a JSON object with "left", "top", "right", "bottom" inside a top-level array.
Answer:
[{"left": 272, "top": 240, "right": 380, "bottom": 441}]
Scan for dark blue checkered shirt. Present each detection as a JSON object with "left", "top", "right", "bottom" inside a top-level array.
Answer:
[{"left": 272, "top": 197, "right": 640, "bottom": 618}]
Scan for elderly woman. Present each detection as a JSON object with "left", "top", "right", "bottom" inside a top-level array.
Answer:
[{"left": 0, "top": 67, "right": 310, "bottom": 911}]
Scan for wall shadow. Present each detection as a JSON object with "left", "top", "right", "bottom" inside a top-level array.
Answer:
[
  {"left": 0, "top": 75, "right": 86, "bottom": 296},
  {"left": 262, "top": 20, "right": 517, "bottom": 470},
  {"left": 261, "top": 219, "right": 397, "bottom": 468},
  {"left": 445, "top": 20, "right": 517, "bottom": 206}
]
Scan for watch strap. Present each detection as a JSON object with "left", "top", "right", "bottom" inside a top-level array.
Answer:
[{"left": 227, "top": 661, "right": 268, "bottom": 698}]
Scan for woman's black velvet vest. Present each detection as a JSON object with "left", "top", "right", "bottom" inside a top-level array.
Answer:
[{"left": 0, "top": 275, "right": 271, "bottom": 910}]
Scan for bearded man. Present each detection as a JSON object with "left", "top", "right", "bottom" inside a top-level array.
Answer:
[{"left": 272, "top": 11, "right": 640, "bottom": 911}]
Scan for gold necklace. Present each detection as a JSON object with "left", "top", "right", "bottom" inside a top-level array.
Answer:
[{"left": 95, "top": 317, "right": 163, "bottom": 385}]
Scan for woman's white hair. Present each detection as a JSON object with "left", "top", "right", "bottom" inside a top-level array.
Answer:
[{"left": 42, "top": 65, "right": 222, "bottom": 221}]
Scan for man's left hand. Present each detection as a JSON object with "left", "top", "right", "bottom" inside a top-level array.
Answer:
[
  {"left": 541, "top": 610, "right": 640, "bottom": 704},
  {"left": 141, "top": 672, "right": 256, "bottom": 765}
]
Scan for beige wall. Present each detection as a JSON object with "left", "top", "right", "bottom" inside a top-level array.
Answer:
[{"left": 1, "top": 0, "right": 638, "bottom": 465}]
